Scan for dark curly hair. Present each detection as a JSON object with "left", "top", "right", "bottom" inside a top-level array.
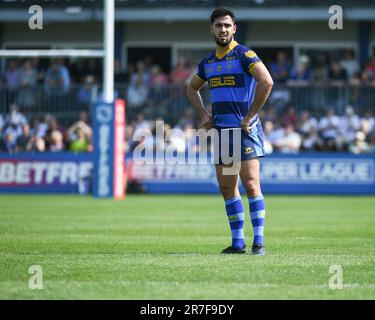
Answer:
[{"left": 210, "top": 7, "right": 236, "bottom": 25}]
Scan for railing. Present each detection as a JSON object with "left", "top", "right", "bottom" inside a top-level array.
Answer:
[{"left": 0, "top": 82, "right": 374, "bottom": 126}]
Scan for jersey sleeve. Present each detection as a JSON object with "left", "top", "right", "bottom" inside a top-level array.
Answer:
[
  {"left": 239, "top": 48, "right": 262, "bottom": 74},
  {"left": 195, "top": 58, "right": 207, "bottom": 82}
]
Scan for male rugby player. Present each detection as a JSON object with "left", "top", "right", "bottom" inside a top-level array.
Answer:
[{"left": 186, "top": 7, "right": 273, "bottom": 255}]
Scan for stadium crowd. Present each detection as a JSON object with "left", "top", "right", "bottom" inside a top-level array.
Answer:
[{"left": 0, "top": 49, "right": 375, "bottom": 155}]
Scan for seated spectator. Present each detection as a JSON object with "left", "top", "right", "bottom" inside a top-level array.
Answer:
[
  {"left": 273, "top": 124, "right": 302, "bottom": 153},
  {"left": 16, "top": 123, "right": 32, "bottom": 152},
  {"left": 49, "top": 130, "right": 65, "bottom": 152},
  {"left": 1, "top": 120, "right": 22, "bottom": 153},
  {"left": 301, "top": 127, "right": 324, "bottom": 151},
  {"left": 28, "top": 134, "right": 46, "bottom": 152},
  {"left": 69, "top": 127, "right": 90, "bottom": 152},
  {"left": 349, "top": 131, "right": 371, "bottom": 154},
  {"left": 5, "top": 103, "right": 27, "bottom": 129},
  {"left": 339, "top": 106, "right": 361, "bottom": 147},
  {"left": 361, "top": 111, "right": 375, "bottom": 135},
  {"left": 318, "top": 109, "right": 341, "bottom": 151},
  {"left": 270, "top": 51, "right": 292, "bottom": 83},
  {"left": 297, "top": 110, "right": 318, "bottom": 136}
]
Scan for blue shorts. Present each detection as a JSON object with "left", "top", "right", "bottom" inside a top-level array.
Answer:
[{"left": 213, "top": 121, "right": 265, "bottom": 165}]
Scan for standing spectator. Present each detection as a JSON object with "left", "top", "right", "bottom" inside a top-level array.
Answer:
[
  {"left": 311, "top": 53, "right": 329, "bottom": 82},
  {"left": 329, "top": 61, "right": 348, "bottom": 82},
  {"left": 17, "top": 60, "right": 37, "bottom": 110},
  {"left": 270, "top": 51, "right": 292, "bottom": 83},
  {"left": 77, "top": 75, "right": 96, "bottom": 110},
  {"left": 127, "top": 75, "right": 149, "bottom": 112},
  {"left": 289, "top": 55, "right": 311, "bottom": 81},
  {"left": 361, "top": 56, "right": 375, "bottom": 83},
  {"left": 340, "top": 50, "right": 359, "bottom": 80},
  {"left": 3, "top": 60, "right": 21, "bottom": 106},
  {"left": 130, "top": 60, "right": 150, "bottom": 86},
  {"left": 44, "top": 60, "right": 70, "bottom": 96},
  {"left": 170, "top": 56, "right": 193, "bottom": 85}
]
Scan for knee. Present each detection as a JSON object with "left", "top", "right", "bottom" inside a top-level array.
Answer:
[
  {"left": 243, "top": 178, "right": 261, "bottom": 198},
  {"left": 218, "top": 183, "right": 237, "bottom": 200}
]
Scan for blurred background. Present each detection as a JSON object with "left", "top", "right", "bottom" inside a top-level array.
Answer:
[{"left": 0, "top": 0, "right": 374, "bottom": 194}]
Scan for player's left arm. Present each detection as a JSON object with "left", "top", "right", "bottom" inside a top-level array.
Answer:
[{"left": 241, "top": 62, "right": 274, "bottom": 133}]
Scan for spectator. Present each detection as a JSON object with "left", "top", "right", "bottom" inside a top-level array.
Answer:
[
  {"left": 1, "top": 119, "right": 22, "bottom": 153},
  {"left": 5, "top": 103, "right": 27, "bottom": 129},
  {"left": 361, "top": 111, "right": 375, "bottom": 135},
  {"left": 127, "top": 75, "right": 149, "bottom": 111},
  {"left": 349, "top": 131, "right": 371, "bottom": 154},
  {"left": 3, "top": 60, "right": 21, "bottom": 91},
  {"left": 270, "top": 51, "right": 292, "bottom": 83},
  {"left": 301, "top": 127, "right": 324, "bottom": 151},
  {"left": 339, "top": 106, "right": 361, "bottom": 147},
  {"left": 311, "top": 53, "right": 329, "bottom": 82},
  {"left": 297, "top": 110, "right": 318, "bottom": 136},
  {"left": 170, "top": 56, "right": 193, "bottom": 85},
  {"left": 0, "top": 113, "right": 4, "bottom": 134},
  {"left": 69, "top": 127, "right": 90, "bottom": 152},
  {"left": 28, "top": 134, "right": 46, "bottom": 152},
  {"left": 340, "top": 50, "right": 359, "bottom": 80},
  {"left": 329, "top": 61, "right": 348, "bottom": 82},
  {"left": 318, "top": 109, "right": 341, "bottom": 151},
  {"left": 273, "top": 124, "right": 302, "bottom": 153},
  {"left": 281, "top": 105, "right": 298, "bottom": 127},
  {"left": 44, "top": 60, "right": 70, "bottom": 96},
  {"left": 289, "top": 55, "right": 311, "bottom": 82},
  {"left": 49, "top": 130, "right": 65, "bottom": 152},
  {"left": 17, "top": 60, "right": 37, "bottom": 110},
  {"left": 16, "top": 123, "right": 32, "bottom": 152},
  {"left": 150, "top": 65, "right": 169, "bottom": 89},
  {"left": 262, "top": 121, "right": 274, "bottom": 154},
  {"left": 361, "top": 56, "right": 375, "bottom": 83},
  {"left": 130, "top": 60, "right": 150, "bottom": 87},
  {"left": 77, "top": 75, "right": 96, "bottom": 108}
]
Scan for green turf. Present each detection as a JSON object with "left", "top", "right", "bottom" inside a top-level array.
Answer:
[{"left": 0, "top": 194, "right": 374, "bottom": 300}]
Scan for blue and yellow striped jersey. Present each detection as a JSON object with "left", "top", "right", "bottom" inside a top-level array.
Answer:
[{"left": 195, "top": 41, "right": 261, "bottom": 128}]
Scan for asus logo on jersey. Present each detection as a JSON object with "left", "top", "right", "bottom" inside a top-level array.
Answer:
[{"left": 209, "top": 76, "right": 236, "bottom": 88}]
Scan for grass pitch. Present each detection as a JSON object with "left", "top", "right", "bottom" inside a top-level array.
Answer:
[{"left": 0, "top": 194, "right": 374, "bottom": 300}]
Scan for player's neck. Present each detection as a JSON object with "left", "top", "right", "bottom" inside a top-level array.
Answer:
[{"left": 216, "top": 40, "right": 238, "bottom": 59}]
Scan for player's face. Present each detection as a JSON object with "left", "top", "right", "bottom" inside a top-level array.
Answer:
[{"left": 210, "top": 16, "right": 237, "bottom": 47}]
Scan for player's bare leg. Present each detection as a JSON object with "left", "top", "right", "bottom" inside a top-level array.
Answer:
[
  {"left": 216, "top": 164, "right": 248, "bottom": 254},
  {"left": 240, "top": 158, "right": 267, "bottom": 256}
]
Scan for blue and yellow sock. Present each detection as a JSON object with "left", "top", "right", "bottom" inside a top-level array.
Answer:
[
  {"left": 248, "top": 195, "right": 266, "bottom": 245},
  {"left": 225, "top": 195, "right": 245, "bottom": 249}
]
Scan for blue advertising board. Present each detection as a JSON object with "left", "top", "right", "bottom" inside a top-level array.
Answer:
[{"left": 0, "top": 152, "right": 374, "bottom": 195}]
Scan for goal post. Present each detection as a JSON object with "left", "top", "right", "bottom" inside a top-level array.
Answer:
[{"left": 0, "top": 0, "right": 126, "bottom": 200}]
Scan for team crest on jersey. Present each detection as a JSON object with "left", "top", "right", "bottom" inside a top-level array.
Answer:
[
  {"left": 245, "top": 50, "right": 257, "bottom": 59},
  {"left": 216, "top": 65, "right": 223, "bottom": 71},
  {"left": 226, "top": 64, "right": 233, "bottom": 70}
]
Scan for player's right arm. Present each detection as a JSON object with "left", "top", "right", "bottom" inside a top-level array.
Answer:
[{"left": 186, "top": 74, "right": 213, "bottom": 130}]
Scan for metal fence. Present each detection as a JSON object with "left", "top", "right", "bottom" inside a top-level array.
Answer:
[{"left": 0, "top": 83, "right": 374, "bottom": 126}]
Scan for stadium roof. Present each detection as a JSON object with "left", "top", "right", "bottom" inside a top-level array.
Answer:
[{"left": 1, "top": 0, "right": 375, "bottom": 21}]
